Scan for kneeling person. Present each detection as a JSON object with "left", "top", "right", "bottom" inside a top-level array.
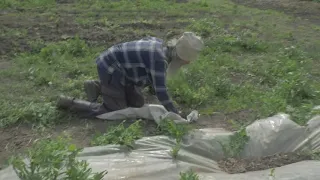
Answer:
[{"left": 59, "top": 32, "right": 204, "bottom": 117}]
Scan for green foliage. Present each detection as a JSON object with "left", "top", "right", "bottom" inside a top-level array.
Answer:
[
  {"left": 157, "top": 119, "right": 192, "bottom": 159},
  {"left": 91, "top": 120, "right": 143, "bottom": 149},
  {"left": 157, "top": 119, "right": 192, "bottom": 143},
  {"left": 187, "top": 19, "right": 217, "bottom": 38},
  {"left": 40, "top": 36, "right": 89, "bottom": 60},
  {"left": 10, "top": 136, "right": 107, "bottom": 180},
  {"left": 170, "top": 143, "right": 181, "bottom": 159},
  {"left": 310, "top": 151, "right": 320, "bottom": 160},
  {"left": 0, "top": 102, "right": 64, "bottom": 128},
  {"left": 168, "top": 21, "right": 319, "bottom": 125},
  {"left": 220, "top": 128, "right": 250, "bottom": 158},
  {"left": 179, "top": 169, "right": 200, "bottom": 180},
  {"left": 212, "top": 34, "right": 269, "bottom": 53}
]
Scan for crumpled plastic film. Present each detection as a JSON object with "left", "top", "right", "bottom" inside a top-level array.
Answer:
[
  {"left": 96, "top": 104, "right": 200, "bottom": 124},
  {"left": 1, "top": 109, "right": 320, "bottom": 180}
]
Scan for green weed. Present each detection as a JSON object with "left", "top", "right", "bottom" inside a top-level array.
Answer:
[
  {"left": 91, "top": 120, "right": 143, "bottom": 149},
  {"left": 220, "top": 128, "right": 250, "bottom": 158},
  {"left": 10, "top": 135, "right": 107, "bottom": 180},
  {"left": 39, "top": 35, "right": 89, "bottom": 59},
  {"left": 157, "top": 119, "right": 192, "bottom": 158},
  {"left": 157, "top": 119, "right": 192, "bottom": 143},
  {"left": 179, "top": 169, "right": 200, "bottom": 180},
  {"left": 310, "top": 151, "right": 320, "bottom": 160},
  {"left": 269, "top": 168, "right": 276, "bottom": 179},
  {"left": 170, "top": 143, "right": 181, "bottom": 159}
]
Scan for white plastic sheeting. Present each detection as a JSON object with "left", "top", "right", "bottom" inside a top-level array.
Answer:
[
  {"left": 96, "top": 104, "right": 200, "bottom": 124},
  {"left": 0, "top": 104, "right": 320, "bottom": 180}
]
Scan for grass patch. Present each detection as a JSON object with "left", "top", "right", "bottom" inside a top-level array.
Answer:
[
  {"left": 1, "top": 0, "right": 319, "bottom": 128},
  {"left": 168, "top": 19, "right": 320, "bottom": 125}
]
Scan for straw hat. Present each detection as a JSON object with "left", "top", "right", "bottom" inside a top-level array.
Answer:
[{"left": 167, "top": 32, "right": 204, "bottom": 77}]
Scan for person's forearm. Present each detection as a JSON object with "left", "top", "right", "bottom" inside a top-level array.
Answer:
[{"left": 155, "top": 90, "right": 178, "bottom": 113}]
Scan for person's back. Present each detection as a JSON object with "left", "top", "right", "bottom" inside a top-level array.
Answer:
[{"left": 96, "top": 37, "right": 167, "bottom": 88}]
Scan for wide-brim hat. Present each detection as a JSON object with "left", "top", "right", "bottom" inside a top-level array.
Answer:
[{"left": 166, "top": 32, "right": 204, "bottom": 77}]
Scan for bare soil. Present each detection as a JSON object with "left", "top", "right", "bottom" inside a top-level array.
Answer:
[
  {"left": 232, "top": 0, "right": 320, "bottom": 25},
  {"left": 218, "top": 152, "right": 313, "bottom": 174}
]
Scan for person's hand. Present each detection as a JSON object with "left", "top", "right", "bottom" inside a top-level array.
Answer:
[{"left": 178, "top": 110, "right": 188, "bottom": 119}]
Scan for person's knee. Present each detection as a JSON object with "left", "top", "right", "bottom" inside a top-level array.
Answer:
[
  {"left": 130, "top": 98, "right": 145, "bottom": 108},
  {"left": 125, "top": 86, "right": 145, "bottom": 108}
]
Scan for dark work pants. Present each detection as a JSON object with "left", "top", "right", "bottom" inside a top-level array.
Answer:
[{"left": 96, "top": 65, "right": 145, "bottom": 114}]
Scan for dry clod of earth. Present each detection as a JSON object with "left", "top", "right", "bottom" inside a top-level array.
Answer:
[{"left": 218, "top": 152, "right": 314, "bottom": 174}]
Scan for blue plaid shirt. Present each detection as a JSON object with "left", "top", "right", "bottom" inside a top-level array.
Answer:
[{"left": 96, "top": 37, "right": 178, "bottom": 114}]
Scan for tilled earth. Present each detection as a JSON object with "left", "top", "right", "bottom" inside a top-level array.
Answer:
[
  {"left": 232, "top": 0, "right": 320, "bottom": 26},
  {"left": 218, "top": 152, "right": 314, "bottom": 174}
]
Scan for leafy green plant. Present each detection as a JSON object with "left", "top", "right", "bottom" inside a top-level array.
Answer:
[
  {"left": 220, "top": 128, "right": 250, "bottom": 158},
  {"left": 157, "top": 119, "right": 192, "bottom": 159},
  {"left": 157, "top": 119, "right": 192, "bottom": 143},
  {"left": 170, "top": 143, "right": 181, "bottom": 159},
  {"left": 180, "top": 169, "right": 200, "bottom": 180},
  {"left": 10, "top": 135, "right": 107, "bottom": 180},
  {"left": 269, "top": 168, "right": 276, "bottom": 179},
  {"left": 91, "top": 120, "right": 143, "bottom": 149},
  {"left": 39, "top": 35, "right": 89, "bottom": 60},
  {"left": 310, "top": 151, "right": 320, "bottom": 160}
]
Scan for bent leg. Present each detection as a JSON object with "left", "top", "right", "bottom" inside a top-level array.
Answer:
[
  {"left": 84, "top": 80, "right": 101, "bottom": 102},
  {"left": 97, "top": 65, "right": 128, "bottom": 111},
  {"left": 125, "top": 84, "right": 145, "bottom": 108}
]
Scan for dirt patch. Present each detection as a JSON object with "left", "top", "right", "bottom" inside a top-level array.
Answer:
[
  {"left": 232, "top": 0, "right": 320, "bottom": 25},
  {"left": 0, "top": 13, "right": 80, "bottom": 55},
  {"left": 0, "top": 11, "right": 189, "bottom": 55},
  {"left": 218, "top": 152, "right": 313, "bottom": 174},
  {"left": 0, "top": 125, "right": 37, "bottom": 170},
  {"left": 195, "top": 113, "right": 230, "bottom": 129},
  {"left": 0, "top": 60, "right": 11, "bottom": 70}
]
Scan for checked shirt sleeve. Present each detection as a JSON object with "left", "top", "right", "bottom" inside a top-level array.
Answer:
[{"left": 149, "top": 47, "right": 178, "bottom": 114}]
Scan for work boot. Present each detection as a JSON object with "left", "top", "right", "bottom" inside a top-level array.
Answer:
[
  {"left": 84, "top": 80, "right": 101, "bottom": 102},
  {"left": 56, "top": 95, "right": 75, "bottom": 110},
  {"left": 56, "top": 95, "right": 98, "bottom": 112}
]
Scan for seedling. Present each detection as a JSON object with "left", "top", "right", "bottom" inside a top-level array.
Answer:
[
  {"left": 179, "top": 169, "right": 200, "bottom": 180},
  {"left": 220, "top": 128, "right": 250, "bottom": 158},
  {"left": 170, "top": 143, "right": 182, "bottom": 159}
]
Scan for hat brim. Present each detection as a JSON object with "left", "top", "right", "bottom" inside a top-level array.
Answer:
[{"left": 166, "top": 58, "right": 186, "bottom": 78}]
